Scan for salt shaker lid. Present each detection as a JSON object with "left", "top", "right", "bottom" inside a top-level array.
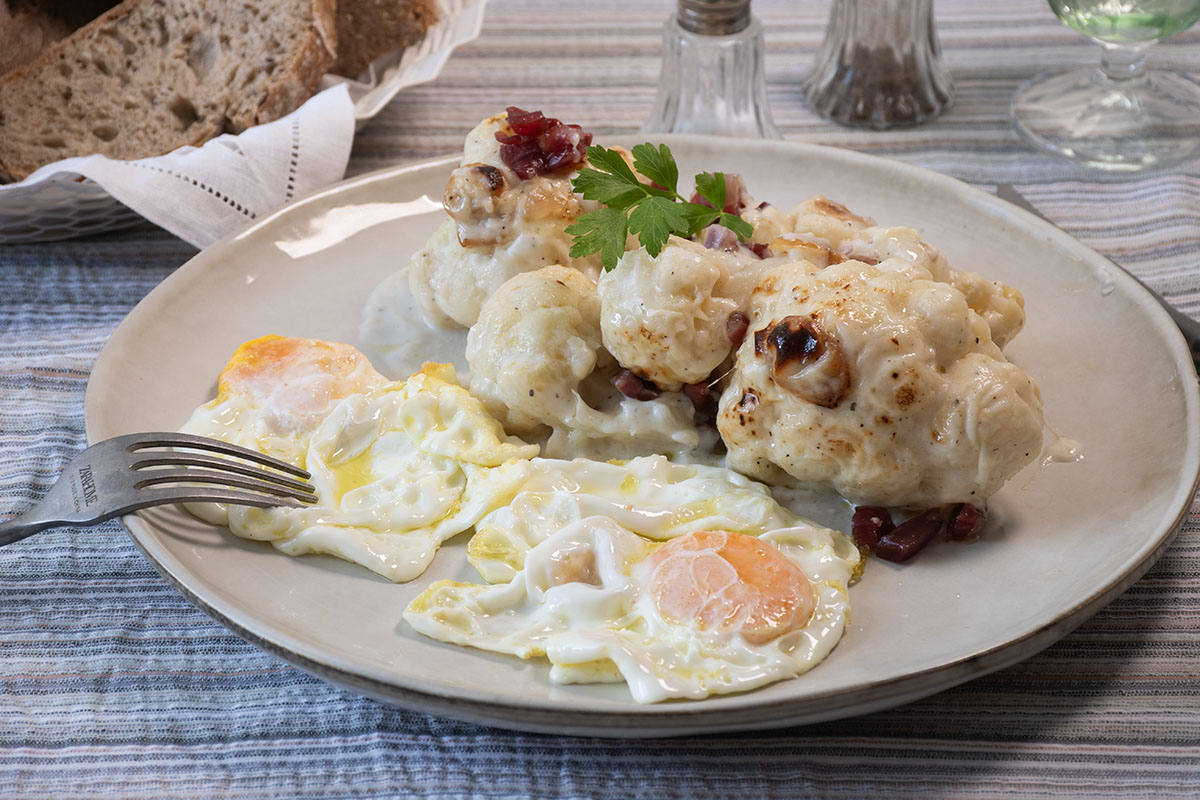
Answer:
[{"left": 677, "top": 0, "right": 751, "bottom": 35}]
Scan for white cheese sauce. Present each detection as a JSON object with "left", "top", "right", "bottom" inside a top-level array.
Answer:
[
  {"left": 359, "top": 266, "right": 471, "bottom": 379},
  {"left": 1042, "top": 436, "right": 1083, "bottom": 465}
]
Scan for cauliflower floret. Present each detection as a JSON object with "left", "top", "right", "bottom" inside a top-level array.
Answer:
[
  {"left": 467, "top": 265, "right": 605, "bottom": 433},
  {"left": 598, "top": 239, "right": 742, "bottom": 391},
  {"left": 756, "top": 197, "right": 873, "bottom": 269},
  {"left": 717, "top": 259, "right": 1043, "bottom": 508},
  {"left": 763, "top": 196, "right": 1027, "bottom": 348},
  {"left": 468, "top": 266, "right": 701, "bottom": 460},
  {"left": 410, "top": 219, "right": 588, "bottom": 328},
  {"left": 839, "top": 225, "right": 1027, "bottom": 349},
  {"left": 741, "top": 201, "right": 795, "bottom": 245},
  {"left": 408, "top": 113, "right": 601, "bottom": 328},
  {"left": 790, "top": 196, "right": 874, "bottom": 246}
]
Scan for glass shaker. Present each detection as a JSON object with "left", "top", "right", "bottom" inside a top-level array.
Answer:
[
  {"left": 642, "top": 0, "right": 780, "bottom": 138},
  {"left": 804, "top": 0, "right": 953, "bottom": 129}
]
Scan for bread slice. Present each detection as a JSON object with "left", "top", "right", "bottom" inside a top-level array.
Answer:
[
  {"left": 331, "top": 0, "right": 438, "bottom": 78},
  {"left": 0, "top": 0, "right": 337, "bottom": 182}
]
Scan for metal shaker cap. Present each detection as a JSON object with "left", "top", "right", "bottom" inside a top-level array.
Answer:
[{"left": 677, "top": 0, "right": 752, "bottom": 35}]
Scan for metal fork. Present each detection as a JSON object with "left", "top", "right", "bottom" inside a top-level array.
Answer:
[{"left": 0, "top": 432, "right": 317, "bottom": 547}]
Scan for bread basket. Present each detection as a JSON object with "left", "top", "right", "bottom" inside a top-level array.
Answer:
[{"left": 0, "top": 0, "right": 487, "bottom": 245}]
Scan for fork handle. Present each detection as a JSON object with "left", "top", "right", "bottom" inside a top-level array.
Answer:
[{"left": 0, "top": 512, "right": 60, "bottom": 546}]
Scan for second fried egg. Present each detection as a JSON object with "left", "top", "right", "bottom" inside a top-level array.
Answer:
[{"left": 405, "top": 519, "right": 859, "bottom": 703}]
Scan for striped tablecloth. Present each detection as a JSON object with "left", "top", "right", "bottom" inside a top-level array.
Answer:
[{"left": 2, "top": 1, "right": 1198, "bottom": 797}]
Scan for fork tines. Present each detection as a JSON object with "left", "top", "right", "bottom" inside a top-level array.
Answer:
[{"left": 116, "top": 432, "right": 318, "bottom": 505}]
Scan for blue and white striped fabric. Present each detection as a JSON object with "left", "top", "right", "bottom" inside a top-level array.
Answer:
[{"left": 2, "top": 1, "right": 1199, "bottom": 796}]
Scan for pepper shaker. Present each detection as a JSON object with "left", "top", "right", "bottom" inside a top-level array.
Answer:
[
  {"left": 642, "top": 0, "right": 780, "bottom": 138},
  {"left": 804, "top": 0, "right": 953, "bottom": 129}
]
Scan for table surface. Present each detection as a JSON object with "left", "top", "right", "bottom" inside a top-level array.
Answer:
[{"left": 2, "top": 1, "right": 1199, "bottom": 797}]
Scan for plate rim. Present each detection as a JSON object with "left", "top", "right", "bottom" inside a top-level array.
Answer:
[{"left": 85, "top": 135, "right": 1200, "bottom": 737}]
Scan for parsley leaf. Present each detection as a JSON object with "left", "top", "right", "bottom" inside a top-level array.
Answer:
[
  {"left": 629, "top": 196, "right": 690, "bottom": 258},
  {"left": 565, "top": 206, "right": 629, "bottom": 271},
  {"left": 569, "top": 145, "right": 753, "bottom": 271},
  {"left": 718, "top": 212, "right": 754, "bottom": 240},
  {"left": 693, "top": 171, "right": 727, "bottom": 214},
  {"left": 679, "top": 202, "right": 721, "bottom": 238},
  {"left": 630, "top": 143, "right": 679, "bottom": 196},
  {"left": 585, "top": 145, "right": 640, "bottom": 185},
  {"left": 572, "top": 169, "right": 645, "bottom": 209}
]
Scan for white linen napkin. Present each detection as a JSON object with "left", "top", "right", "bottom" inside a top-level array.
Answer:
[{"left": 13, "top": 86, "right": 356, "bottom": 249}]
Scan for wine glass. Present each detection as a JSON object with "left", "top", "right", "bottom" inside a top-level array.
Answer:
[{"left": 1011, "top": 0, "right": 1200, "bottom": 171}]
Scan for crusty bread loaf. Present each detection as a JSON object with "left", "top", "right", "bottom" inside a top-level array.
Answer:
[
  {"left": 332, "top": 0, "right": 438, "bottom": 78},
  {"left": 0, "top": 0, "right": 337, "bottom": 182}
]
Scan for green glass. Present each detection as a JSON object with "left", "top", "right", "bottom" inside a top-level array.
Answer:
[{"left": 1048, "top": 0, "right": 1200, "bottom": 43}]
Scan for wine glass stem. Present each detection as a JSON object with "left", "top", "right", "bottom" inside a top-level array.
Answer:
[{"left": 1100, "top": 43, "right": 1149, "bottom": 82}]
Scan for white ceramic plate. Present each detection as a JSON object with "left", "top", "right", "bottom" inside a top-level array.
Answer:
[{"left": 84, "top": 136, "right": 1200, "bottom": 737}]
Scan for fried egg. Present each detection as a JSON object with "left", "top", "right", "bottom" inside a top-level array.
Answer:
[
  {"left": 180, "top": 335, "right": 390, "bottom": 465},
  {"left": 180, "top": 337, "right": 538, "bottom": 581},
  {"left": 465, "top": 454, "right": 827, "bottom": 584},
  {"left": 405, "top": 519, "right": 859, "bottom": 703}
]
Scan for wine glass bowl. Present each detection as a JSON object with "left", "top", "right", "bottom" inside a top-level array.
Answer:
[{"left": 1012, "top": 0, "right": 1200, "bottom": 171}]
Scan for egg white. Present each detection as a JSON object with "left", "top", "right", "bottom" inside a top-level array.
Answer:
[
  {"left": 405, "top": 516, "right": 860, "bottom": 703},
  {"left": 466, "top": 454, "right": 825, "bottom": 583},
  {"left": 181, "top": 357, "right": 537, "bottom": 581}
]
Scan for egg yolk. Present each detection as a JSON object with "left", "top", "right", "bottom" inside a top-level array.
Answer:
[
  {"left": 217, "top": 335, "right": 381, "bottom": 429},
  {"left": 648, "top": 531, "right": 815, "bottom": 644},
  {"left": 545, "top": 546, "right": 601, "bottom": 587}
]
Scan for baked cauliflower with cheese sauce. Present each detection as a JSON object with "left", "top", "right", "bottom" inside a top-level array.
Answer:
[
  {"left": 598, "top": 239, "right": 746, "bottom": 392},
  {"left": 717, "top": 259, "right": 1044, "bottom": 508},
  {"left": 379, "top": 110, "right": 1053, "bottom": 553},
  {"left": 467, "top": 265, "right": 607, "bottom": 434},
  {"left": 467, "top": 265, "right": 700, "bottom": 460},
  {"left": 757, "top": 197, "right": 1027, "bottom": 349},
  {"left": 409, "top": 112, "right": 604, "bottom": 328}
]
